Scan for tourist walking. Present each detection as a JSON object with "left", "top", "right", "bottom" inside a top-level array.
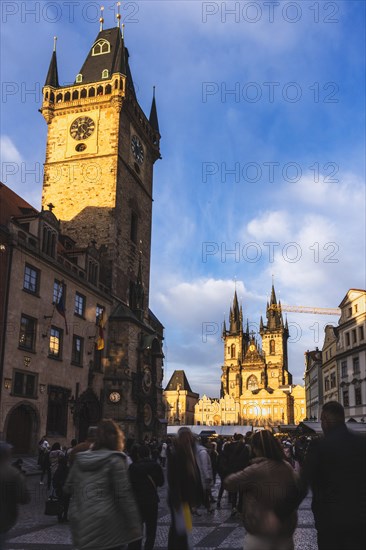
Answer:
[
  {"left": 167, "top": 427, "right": 203, "bottom": 550},
  {"left": 0, "top": 442, "right": 30, "bottom": 550},
  {"left": 64, "top": 419, "right": 142, "bottom": 550},
  {"left": 224, "top": 430, "right": 301, "bottom": 550},
  {"left": 301, "top": 401, "right": 366, "bottom": 550},
  {"left": 128, "top": 444, "right": 164, "bottom": 550}
]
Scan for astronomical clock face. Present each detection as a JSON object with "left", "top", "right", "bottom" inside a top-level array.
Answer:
[
  {"left": 70, "top": 116, "right": 95, "bottom": 140},
  {"left": 142, "top": 367, "right": 152, "bottom": 394},
  {"left": 143, "top": 403, "right": 152, "bottom": 426},
  {"left": 249, "top": 344, "right": 256, "bottom": 352},
  {"left": 109, "top": 391, "right": 121, "bottom": 403},
  {"left": 131, "top": 135, "right": 144, "bottom": 164}
]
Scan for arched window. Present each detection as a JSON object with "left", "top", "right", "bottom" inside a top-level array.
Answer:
[
  {"left": 80, "top": 88, "right": 87, "bottom": 99},
  {"left": 105, "top": 84, "right": 112, "bottom": 94},
  {"left": 89, "top": 87, "right": 95, "bottom": 98},
  {"left": 230, "top": 344, "right": 236, "bottom": 358},
  {"left": 247, "top": 375, "right": 258, "bottom": 391},
  {"left": 72, "top": 90, "right": 79, "bottom": 100},
  {"left": 64, "top": 91, "right": 71, "bottom": 102},
  {"left": 92, "top": 39, "right": 111, "bottom": 56},
  {"left": 270, "top": 339, "right": 275, "bottom": 354},
  {"left": 102, "top": 69, "right": 109, "bottom": 79},
  {"left": 76, "top": 73, "right": 83, "bottom": 83}
]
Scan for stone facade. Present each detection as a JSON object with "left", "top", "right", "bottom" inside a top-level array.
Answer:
[
  {"left": 163, "top": 370, "right": 199, "bottom": 426},
  {"left": 321, "top": 325, "right": 339, "bottom": 404},
  {"left": 194, "top": 286, "right": 305, "bottom": 427},
  {"left": 304, "top": 289, "right": 366, "bottom": 423},
  {"left": 0, "top": 188, "right": 111, "bottom": 452},
  {"left": 0, "top": 25, "right": 165, "bottom": 447},
  {"left": 337, "top": 289, "right": 366, "bottom": 421}
]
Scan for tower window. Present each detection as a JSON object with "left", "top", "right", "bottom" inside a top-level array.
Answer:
[
  {"left": 76, "top": 73, "right": 83, "bottom": 83},
  {"left": 230, "top": 344, "right": 236, "bottom": 358},
  {"left": 102, "top": 69, "right": 109, "bottom": 79},
  {"left": 92, "top": 39, "right": 111, "bottom": 56},
  {"left": 270, "top": 339, "right": 275, "bottom": 354}
]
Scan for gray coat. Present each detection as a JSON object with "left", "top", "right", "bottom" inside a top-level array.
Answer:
[{"left": 64, "top": 449, "right": 142, "bottom": 549}]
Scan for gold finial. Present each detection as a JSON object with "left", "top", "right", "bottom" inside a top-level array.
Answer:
[
  {"left": 116, "top": 1, "right": 121, "bottom": 28},
  {"left": 53, "top": 36, "right": 57, "bottom": 52},
  {"left": 99, "top": 6, "right": 104, "bottom": 31},
  {"left": 122, "top": 22, "right": 125, "bottom": 39}
]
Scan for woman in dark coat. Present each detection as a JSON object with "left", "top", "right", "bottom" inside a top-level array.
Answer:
[
  {"left": 167, "top": 428, "right": 203, "bottom": 550},
  {"left": 224, "top": 430, "right": 301, "bottom": 550},
  {"left": 128, "top": 444, "right": 164, "bottom": 550},
  {"left": 64, "top": 419, "right": 142, "bottom": 550}
]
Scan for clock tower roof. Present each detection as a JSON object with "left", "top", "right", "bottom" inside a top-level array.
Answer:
[
  {"left": 45, "top": 47, "right": 59, "bottom": 88},
  {"left": 77, "top": 27, "right": 135, "bottom": 89},
  {"left": 149, "top": 87, "right": 160, "bottom": 136}
]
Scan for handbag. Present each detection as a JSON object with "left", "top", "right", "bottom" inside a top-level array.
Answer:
[{"left": 44, "top": 492, "right": 59, "bottom": 516}]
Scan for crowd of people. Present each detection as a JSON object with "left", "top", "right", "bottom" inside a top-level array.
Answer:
[{"left": 0, "top": 401, "right": 365, "bottom": 550}]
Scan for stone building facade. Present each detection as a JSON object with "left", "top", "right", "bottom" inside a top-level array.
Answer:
[
  {"left": 337, "top": 289, "right": 366, "bottom": 421},
  {"left": 0, "top": 24, "right": 165, "bottom": 446},
  {"left": 303, "top": 289, "right": 366, "bottom": 422},
  {"left": 304, "top": 348, "right": 323, "bottom": 421},
  {"left": 194, "top": 286, "right": 305, "bottom": 427},
  {"left": 163, "top": 371, "right": 199, "bottom": 426},
  {"left": 0, "top": 185, "right": 112, "bottom": 452}
]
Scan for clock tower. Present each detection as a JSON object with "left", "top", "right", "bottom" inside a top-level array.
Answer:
[
  {"left": 41, "top": 26, "right": 161, "bottom": 304},
  {"left": 40, "top": 24, "right": 164, "bottom": 440}
]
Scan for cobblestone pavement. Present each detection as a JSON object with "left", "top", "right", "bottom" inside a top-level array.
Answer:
[{"left": 6, "top": 461, "right": 318, "bottom": 550}]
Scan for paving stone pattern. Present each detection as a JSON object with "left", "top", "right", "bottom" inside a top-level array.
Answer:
[{"left": 7, "top": 461, "right": 318, "bottom": 549}]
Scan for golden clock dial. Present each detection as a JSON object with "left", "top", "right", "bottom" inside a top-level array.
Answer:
[
  {"left": 70, "top": 116, "right": 95, "bottom": 140},
  {"left": 109, "top": 391, "right": 121, "bottom": 403}
]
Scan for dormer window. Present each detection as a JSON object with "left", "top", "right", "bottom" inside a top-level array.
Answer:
[
  {"left": 92, "top": 39, "right": 111, "bottom": 56},
  {"left": 76, "top": 74, "right": 83, "bottom": 83},
  {"left": 102, "top": 69, "right": 109, "bottom": 79}
]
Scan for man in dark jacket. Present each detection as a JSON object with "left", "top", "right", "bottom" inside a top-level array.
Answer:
[
  {"left": 225, "top": 433, "right": 250, "bottom": 516},
  {"left": 301, "top": 401, "right": 366, "bottom": 550},
  {"left": 128, "top": 444, "right": 164, "bottom": 550},
  {"left": 0, "top": 442, "right": 30, "bottom": 547}
]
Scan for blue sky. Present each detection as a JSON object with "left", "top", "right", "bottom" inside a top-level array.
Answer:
[{"left": 1, "top": 0, "right": 365, "bottom": 396}]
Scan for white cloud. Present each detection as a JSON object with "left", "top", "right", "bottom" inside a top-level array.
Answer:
[{"left": 0, "top": 135, "right": 22, "bottom": 163}]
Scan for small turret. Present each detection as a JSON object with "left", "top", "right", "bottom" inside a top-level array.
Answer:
[{"left": 45, "top": 37, "right": 59, "bottom": 87}]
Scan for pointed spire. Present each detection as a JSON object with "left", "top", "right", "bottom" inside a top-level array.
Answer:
[
  {"left": 260, "top": 315, "right": 264, "bottom": 332},
  {"left": 229, "top": 290, "right": 241, "bottom": 333},
  {"left": 149, "top": 86, "right": 160, "bottom": 136},
  {"left": 114, "top": 31, "right": 127, "bottom": 75},
  {"left": 45, "top": 37, "right": 59, "bottom": 87},
  {"left": 270, "top": 284, "right": 277, "bottom": 305},
  {"left": 246, "top": 319, "right": 249, "bottom": 336},
  {"left": 222, "top": 318, "right": 227, "bottom": 338}
]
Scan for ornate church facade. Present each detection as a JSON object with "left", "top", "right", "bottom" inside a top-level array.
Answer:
[{"left": 194, "top": 286, "right": 305, "bottom": 427}]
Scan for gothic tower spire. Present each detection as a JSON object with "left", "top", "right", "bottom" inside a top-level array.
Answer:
[{"left": 45, "top": 37, "right": 59, "bottom": 87}]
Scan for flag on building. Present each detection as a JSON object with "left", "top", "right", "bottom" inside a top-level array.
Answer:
[
  {"left": 56, "top": 283, "right": 68, "bottom": 335},
  {"left": 96, "top": 309, "right": 106, "bottom": 351}
]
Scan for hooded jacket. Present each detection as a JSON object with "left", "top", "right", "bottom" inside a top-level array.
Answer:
[{"left": 64, "top": 449, "right": 142, "bottom": 549}]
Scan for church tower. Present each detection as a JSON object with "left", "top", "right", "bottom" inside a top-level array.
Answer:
[
  {"left": 221, "top": 291, "right": 249, "bottom": 399},
  {"left": 260, "top": 285, "right": 291, "bottom": 387},
  {"left": 40, "top": 24, "right": 161, "bottom": 307}
]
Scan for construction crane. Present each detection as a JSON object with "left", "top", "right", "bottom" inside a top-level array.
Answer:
[{"left": 281, "top": 305, "right": 340, "bottom": 316}]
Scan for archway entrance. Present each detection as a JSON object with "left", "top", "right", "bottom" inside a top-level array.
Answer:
[{"left": 6, "top": 404, "right": 37, "bottom": 454}]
